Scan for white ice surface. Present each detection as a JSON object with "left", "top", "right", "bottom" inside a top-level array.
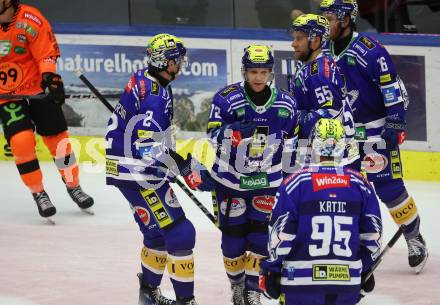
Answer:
[{"left": 0, "top": 161, "right": 439, "bottom": 305}]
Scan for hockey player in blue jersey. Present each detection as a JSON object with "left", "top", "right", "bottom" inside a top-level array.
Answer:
[
  {"left": 289, "top": 14, "right": 358, "bottom": 166},
  {"left": 259, "top": 118, "right": 382, "bottom": 305},
  {"left": 106, "top": 33, "right": 213, "bottom": 305},
  {"left": 320, "top": 0, "right": 428, "bottom": 273},
  {"left": 207, "top": 45, "right": 299, "bottom": 305}
]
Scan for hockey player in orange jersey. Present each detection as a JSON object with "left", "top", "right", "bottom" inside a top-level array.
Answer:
[{"left": 0, "top": 0, "right": 94, "bottom": 221}]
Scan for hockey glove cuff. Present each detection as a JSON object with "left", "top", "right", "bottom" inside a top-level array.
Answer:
[
  {"left": 360, "top": 271, "right": 375, "bottom": 300},
  {"left": 41, "top": 72, "right": 65, "bottom": 105},
  {"left": 259, "top": 268, "right": 281, "bottom": 299},
  {"left": 177, "top": 153, "right": 215, "bottom": 192},
  {"left": 381, "top": 118, "right": 406, "bottom": 149}
]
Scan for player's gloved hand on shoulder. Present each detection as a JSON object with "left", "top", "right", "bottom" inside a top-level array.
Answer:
[
  {"left": 359, "top": 271, "right": 375, "bottom": 300},
  {"left": 381, "top": 117, "right": 406, "bottom": 149},
  {"left": 177, "top": 153, "right": 215, "bottom": 192},
  {"left": 217, "top": 121, "right": 256, "bottom": 147},
  {"left": 258, "top": 266, "right": 281, "bottom": 299},
  {"left": 41, "top": 72, "right": 65, "bottom": 105}
]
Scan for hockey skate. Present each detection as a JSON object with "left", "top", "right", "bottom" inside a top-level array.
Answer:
[
  {"left": 138, "top": 273, "right": 176, "bottom": 305},
  {"left": 32, "top": 190, "right": 56, "bottom": 224},
  {"left": 176, "top": 296, "right": 197, "bottom": 305},
  {"left": 66, "top": 185, "right": 94, "bottom": 214},
  {"left": 230, "top": 281, "right": 245, "bottom": 305},
  {"left": 406, "top": 233, "right": 428, "bottom": 274},
  {"left": 243, "top": 289, "right": 262, "bottom": 305}
]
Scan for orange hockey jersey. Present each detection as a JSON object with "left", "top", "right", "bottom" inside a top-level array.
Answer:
[{"left": 0, "top": 4, "right": 60, "bottom": 104}]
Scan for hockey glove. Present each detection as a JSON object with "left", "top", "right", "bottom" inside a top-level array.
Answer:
[
  {"left": 258, "top": 267, "right": 281, "bottom": 299},
  {"left": 41, "top": 72, "right": 65, "bottom": 105},
  {"left": 217, "top": 121, "right": 256, "bottom": 147},
  {"left": 359, "top": 271, "right": 375, "bottom": 300},
  {"left": 381, "top": 118, "right": 406, "bottom": 149},
  {"left": 177, "top": 153, "right": 215, "bottom": 192}
]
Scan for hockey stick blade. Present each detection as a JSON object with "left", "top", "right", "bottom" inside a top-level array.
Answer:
[
  {"left": 362, "top": 225, "right": 406, "bottom": 283},
  {"left": 76, "top": 71, "right": 219, "bottom": 229}
]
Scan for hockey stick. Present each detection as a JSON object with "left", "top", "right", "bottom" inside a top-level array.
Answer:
[
  {"left": 75, "top": 70, "right": 219, "bottom": 229},
  {"left": 0, "top": 93, "right": 121, "bottom": 100},
  {"left": 362, "top": 224, "right": 406, "bottom": 283},
  {"left": 286, "top": 58, "right": 295, "bottom": 93}
]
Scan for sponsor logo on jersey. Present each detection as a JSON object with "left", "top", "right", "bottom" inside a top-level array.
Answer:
[
  {"left": 106, "top": 159, "right": 119, "bottom": 176},
  {"left": 252, "top": 195, "right": 275, "bottom": 213},
  {"left": 383, "top": 86, "right": 400, "bottom": 104},
  {"left": 312, "top": 173, "right": 350, "bottom": 191},
  {"left": 283, "top": 168, "right": 313, "bottom": 186},
  {"left": 240, "top": 173, "right": 269, "bottom": 189},
  {"left": 151, "top": 81, "right": 159, "bottom": 95},
  {"left": 229, "top": 93, "right": 242, "bottom": 101},
  {"left": 354, "top": 126, "right": 367, "bottom": 140},
  {"left": 236, "top": 107, "right": 245, "bottom": 117},
  {"left": 390, "top": 196, "right": 417, "bottom": 225},
  {"left": 359, "top": 36, "right": 375, "bottom": 49},
  {"left": 277, "top": 108, "right": 290, "bottom": 118},
  {"left": 23, "top": 12, "right": 42, "bottom": 26},
  {"left": 140, "top": 189, "right": 173, "bottom": 228},
  {"left": 13, "top": 46, "right": 26, "bottom": 55},
  {"left": 353, "top": 43, "right": 367, "bottom": 56},
  {"left": 390, "top": 149, "right": 402, "bottom": 179},
  {"left": 380, "top": 73, "right": 392, "bottom": 84},
  {"left": 312, "top": 264, "right": 350, "bottom": 281},
  {"left": 207, "top": 121, "right": 222, "bottom": 131},
  {"left": 220, "top": 198, "right": 246, "bottom": 217},
  {"left": 16, "top": 34, "right": 27, "bottom": 43},
  {"left": 139, "top": 79, "right": 147, "bottom": 99},
  {"left": 137, "top": 130, "right": 154, "bottom": 139},
  {"left": 165, "top": 187, "right": 181, "bottom": 208},
  {"left": 347, "top": 56, "right": 356, "bottom": 66},
  {"left": 0, "top": 40, "right": 12, "bottom": 56},
  {"left": 134, "top": 206, "right": 151, "bottom": 226},
  {"left": 362, "top": 153, "right": 388, "bottom": 174},
  {"left": 311, "top": 61, "right": 319, "bottom": 75},
  {"left": 221, "top": 85, "right": 238, "bottom": 97},
  {"left": 324, "top": 57, "right": 330, "bottom": 78}
]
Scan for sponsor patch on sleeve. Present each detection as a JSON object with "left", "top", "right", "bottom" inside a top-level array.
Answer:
[
  {"left": 380, "top": 73, "right": 392, "bottom": 84},
  {"left": 381, "top": 87, "right": 398, "bottom": 104},
  {"left": 359, "top": 36, "right": 376, "bottom": 49},
  {"left": 311, "top": 61, "right": 319, "bottom": 75},
  {"left": 220, "top": 85, "right": 238, "bottom": 97},
  {"left": 106, "top": 159, "right": 119, "bottom": 176}
]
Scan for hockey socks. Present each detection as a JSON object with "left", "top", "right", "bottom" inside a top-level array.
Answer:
[
  {"left": 140, "top": 247, "right": 168, "bottom": 288},
  {"left": 167, "top": 251, "right": 195, "bottom": 298}
]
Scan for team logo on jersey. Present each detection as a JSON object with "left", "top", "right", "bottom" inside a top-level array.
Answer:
[
  {"left": 252, "top": 195, "right": 275, "bottom": 213},
  {"left": 359, "top": 36, "right": 375, "bottom": 49},
  {"left": 312, "top": 265, "right": 350, "bottom": 281},
  {"left": 311, "top": 61, "right": 319, "bottom": 75},
  {"left": 362, "top": 153, "right": 388, "bottom": 174},
  {"left": 221, "top": 85, "right": 238, "bottom": 97},
  {"left": 134, "top": 206, "right": 151, "bottom": 226},
  {"left": 312, "top": 173, "right": 350, "bottom": 191},
  {"left": 220, "top": 198, "right": 246, "bottom": 217},
  {"left": 165, "top": 187, "right": 181, "bottom": 208}
]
